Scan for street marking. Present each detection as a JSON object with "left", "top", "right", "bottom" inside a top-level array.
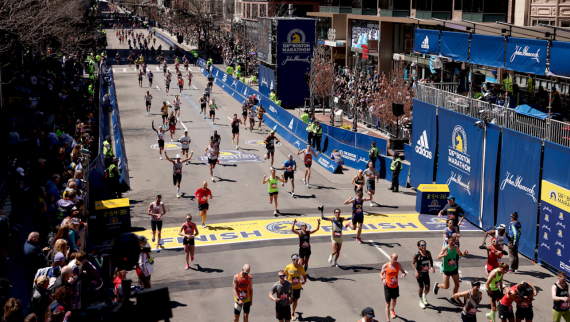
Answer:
[
  {"left": 192, "top": 85, "right": 197, "bottom": 90},
  {"left": 156, "top": 85, "right": 160, "bottom": 90},
  {"left": 156, "top": 67, "right": 159, "bottom": 71},
  {"left": 123, "top": 68, "right": 126, "bottom": 72},
  {"left": 369, "top": 240, "right": 408, "bottom": 274}
]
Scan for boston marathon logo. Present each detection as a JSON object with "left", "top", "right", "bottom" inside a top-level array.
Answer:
[
  {"left": 266, "top": 221, "right": 313, "bottom": 235},
  {"left": 281, "top": 28, "right": 311, "bottom": 65},
  {"left": 198, "top": 150, "right": 263, "bottom": 164},
  {"left": 150, "top": 142, "right": 182, "bottom": 151},
  {"left": 448, "top": 125, "right": 471, "bottom": 174}
]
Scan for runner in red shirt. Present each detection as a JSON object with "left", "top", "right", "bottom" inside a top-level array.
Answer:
[
  {"left": 178, "top": 214, "right": 199, "bottom": 270},
  {"left": 297, "top": 145, "right": 318, "bottom": 187},
  {"left": 195, "top": 181, "right": 213, "bottom": 229}
]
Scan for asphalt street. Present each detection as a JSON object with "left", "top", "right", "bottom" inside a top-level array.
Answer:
[{"left": 107, "top": 29, "right": 558, "bottom": 322}]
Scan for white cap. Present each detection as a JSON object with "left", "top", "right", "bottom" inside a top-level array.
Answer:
[
  {"left": 176, "top": 154, "right": 181, "bottom": 159},
  {"left": 291, "top": 254, "right": 299, "bottom": 260},
  {"left": 16, "top": 167, "right": 24, "bottom": 176}
]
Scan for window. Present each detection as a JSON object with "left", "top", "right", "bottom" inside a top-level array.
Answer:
[
  {"left": 561, "top": 21, "right": 570, "bottom": 27},
  {"left": 252, "top": 4, "right": 258, "bottom": 19},
  {"left": 247, "top": 3, "right": 250, "bottom": 18},
  {"left": 416, "top": 0, "right": 430, "bottom": 10},
  {"left": 260, "top": 4, "right": 266, "bottom": 17}
]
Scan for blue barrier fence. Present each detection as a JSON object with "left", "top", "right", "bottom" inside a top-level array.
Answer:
[{"left": 108, "top": 69, "right": 131, "bottom": 188}]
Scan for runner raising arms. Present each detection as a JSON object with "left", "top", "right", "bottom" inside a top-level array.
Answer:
[
  {"left": 411, "top": 240, "right": 435, "bottom": 309},
  {"left": 168, "top": 111, "right": 177, "bottom": 141},
  {"left": 257, "top": 104, "right": 266, "bottom": 130},
  {"left": 233, "top": 264, "right": 253, "bottom": 322},
  {"left": 281, "top": 154, "right": 297, "bottom": 196},
  {"left": 320, "top": 206, "right": 351, "bottom": 267},
  {"left": 284, "top": 254, "right": 308, "bottom": 321},
  {"left": 433, "top": 234, "right": 468, "bottom": 302},
  {"left": 209, "top": 99, "right": 219, "bottom": 125},
  {"left": 263, "top": 168, "right": 285, "bottom": 217},
  {"left": 344, "top": 191, "right": 372, "bottom": 244},
  {"left": 205, "top": 140, "right": 219, "bottom": 182},
  {"left": 451, "top": 280, "right": 483, "bottom": 322},
  {"left": 380, "top": 253, "right": 407, "bottom": 322},
  {"left": 147, "top": 195, "right": 166, "bottom": 252},
  {"left": 144, "top": 91, "right": 153, "bottom": 114},
  {"left": 195, "top": 181, "right": 213, "bottom": 228},
  {"left": 179, "top": 130, "right": 191, "bottom": 164},
  {"left": 291, "top": 218, "right": 320, "bottom": 273},
  {"left": 151, "top": 120, "right": 165, "bottom": 160},
  {"left": 264, "top": 130, "right": 281, "bottom": 167},
  {"left": 178, "top": 214, "right": 199, "bottom": 269},
  {"left": 231, "top": 114, "right": 243, "bottom": 149},
  {"left": 485, "top": 263, "right": 510, "bottom": 322},
  {"left": 297, "top": 145, "right": 318, "bottom": 187},
  {"left": 164, "top": 151, "right": 193, "bottom": 198}
]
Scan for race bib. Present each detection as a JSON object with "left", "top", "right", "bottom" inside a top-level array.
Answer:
[
  {"left": 369, "top": 175, "right": 374, "bottom": 178},
  {"left": 333, "top": 231, "right": 342, "bottom": 238},
  {"left": 389, "top": 277, "right": 397, "bottom": 285},
  {"left": 302, "top": 242, "right": 309, "bottom": 248},
  {"left": 355, "top": 207, "right": 363, "bottom": 213},
  {"left": 449, "top": 214, "right": 456, "bottom": 219},
  {"left": 271, "top": 184, "right": 277, "bottom": 189},
  {"left": 519, "top": 303, "right": 529, "bottom": 308},
  {"left": 422, "top": 266, "right": 429, "bottom": 272},
  {"left": 287, "top": 168, "right": 293, "bottom": 172},
  {"left": 239, "top": 291, "right": 248, "bottom": 300},
  {"left": 468, "top": 308, "right": 477, "bottom": 314},
  {"left": 561, "top": 302, "right": 569, "bottom": 309},
  {"left": 201, "top": 196, "right": 207, "bottom": 201},
  {"left": 279, "top": 293, "right": 288, "bottom": 300},
  {"left": 175, "top": 169, "right": 181, "bottom": 173},
  {"left": 448, "top": 259, "right": 456, "bottom": 267},
  {"left": 292, "top": 278, "right": 299, "bottom": 285}
]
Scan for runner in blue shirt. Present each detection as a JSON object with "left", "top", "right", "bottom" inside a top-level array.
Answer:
[
  {"left": 281, "top": 154, "right": 297, "bottom": 197},
  {"left": 344, "top": 191, "right": 372, "bottom": 244}
]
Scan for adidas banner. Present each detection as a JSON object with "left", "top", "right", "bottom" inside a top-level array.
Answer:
[
  {"left": 497, "top": 128, "right": 542, "bottom": 260},
  {"left": 414, "top": 29, "right": 439, "bottom": 55},
  {"left": 435, "top": 108, "right": 484, "bottom": 225},
  {"left": 409, "top": 99, "right": 437, "bottom": 189}
]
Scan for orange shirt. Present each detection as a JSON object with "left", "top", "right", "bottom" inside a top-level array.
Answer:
[
  {"left": 234, "top": 273, "right": 251, "bottom": 303},
  {"left": 385, "top": 262, "right": 400, "bottom": 288}
]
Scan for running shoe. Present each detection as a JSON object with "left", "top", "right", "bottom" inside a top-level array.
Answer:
[
  {"left": 152, "top": 236, "right": 155, "bottom": 242},
  {"left": 274, "top": 211, "right": 278, "bottom": 217},
  {"left": 282, "top": 182, "right": 284, "bottom": 187},
  {"left": 419, "top": 300, "right": 425, "bottom": 309},
  {"left": 160, "top": 156, "right": 163, "bottom": 160},
  {"left": 328, "top": 254, "right": 333, "bottom": 264},
  {"left": 264, "top": 156, "right": 267, "bottom": 160},
  {"left": 508, "top": 269, "right": 515, "bottom": 273},
  {"left": 156, "top": 247, "right": 160, "bottom": 253},
  {"left": 236, "top": 145, "right": 239, "bottom": 150},
  {"left": 177, "top": 194, "right": 180, "bottom": 198},
  {"left": 185, "top": 264, "right": 189, "bottom": 270},
  {"left": 433, "top": 282, "right": 439, "bottom": 295},
  {"left": 422, "top": 293, "right": 428, "bottom": 305},
  {"left": 356, "top": 238, "right": 362, "bottom": 244},
  {"left": 291, "top": 192, "right": 294, "bottom": 197},
  {"left": 391, "top": 310, "right": 396, "bottom": 318},
  {"left": 344, "top": 223, "right": 349, "bottom": 228},
  {"left": 370, "top": 202, "right": 374, "bottom": 207},
  {"left": 291, "top": 314, "right": 297, "bottom": 321},
  {"left": 191, "top": 256, "right": 194, "bottom": 261},
  {"left": 334, "top": 261, "right": 339, "bottom": 267},
  {"left": 212, "top": 177, "right": 215, "bottom": 182},
  {"left": 450, "top": 298, "right": 460, "bottom": 306},
  {"left": 202, "top": 224, "right": 206, "bottom": 229},
  {"left": 302, "top": 179, "right": 306, "bottom": 185},
  {"left": 232, "top": 140, "right": 234, "bottom": 145},
  {"left": 203, "top": 116, "right": 206, "bottom": 119}
]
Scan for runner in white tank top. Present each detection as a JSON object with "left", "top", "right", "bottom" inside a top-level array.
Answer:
[{"left": 147, "top": 195, "right": 166, "bottom": 252}]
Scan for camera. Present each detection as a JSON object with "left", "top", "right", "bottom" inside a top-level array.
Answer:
[{"left": 317, "top": 205, "right": 324, "bottom": 212}]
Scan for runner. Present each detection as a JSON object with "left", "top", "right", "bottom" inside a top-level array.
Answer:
[
  {"left": 168, "top": 111, "right": 177, "bottom": 141},
  {"left": 160, "top": 101, "right": 169, "bottom": 127},
  {"left": 209, "top": 99, "right": 219, "bottom": 125},
  {"left": 144, "top": 91, "right": 153, "bottom": 114},
  {"left": 231, "top": 114, "right": 243, "bottom": 148},
  {"left": 269, "top": 270, "right": 293, "bottom": 322},
  {"left": 208, "top": 73, "right": 214, "bottom": 89},
  {"left": 552, "top": 271, "right": 570, "bottom": 322},
  {"left": 363, "top": 161, "right": 379, "bottom": 207},
  {"left": 248, "top": 106, "right": 256, "bottom": 133},
  {"left": 280, "top": 154, "right": 298, "bottom": 196},
  {"left": 344, "top": 191, "right": 372, "bottom": 244},
  {"left": 291, "top": 218, "right": 320, "bottom": 273},
  {"left": 178, "top": 214, "right": 199, "bottom": 269},
  {"left": 499, "top": 282, "right": 536, "bottom": 322},
  {"left": 451, "top": 280, "right": 483, "bottom": 322},
  {"left": 178, "top": 76, "right": 184, "bottom": 93},
  {"left": 147, "top": 70, "right": 153, "bottom": 88},
  {"left": 263, "top": 168, "right": 285, "bottom": 216},
  {"left": 443, "top": 219, "right": 460, "bottom": 247},
  {"left": 485, "top": 262, "right": 510, "bottom": 322},
  {"left": 433, "top": 234, "right": 468, "bottom": 302},
  {"left": 204, "top": 86, "right": 211, "bottom": 100},
  {"left": 380, "top": 253, "right": 407, "bottom": 322},
  {"left": 352, "top": 170, "right": 365, "bottom": 195},
  {"left": 320, "top": 206, "right": 351, "bottom": 267},
  {"left": 147, "top": 195, "right": 166, "bottom": 252},
  {"left": 515, "top": 281, "right": 536, "bottom": 322},
  {"left": 357, "top": 308, "right": 378, "bottom": 322},
  {"left": 233, "top": 264, "right": 253, "bottom": 322},
  {"left": 438, "top": 195, "right": 466, "bottom": 233},
  {"left": 179, "top": 130, "right": 191, "bottom": 164},
  {"left": 195, "top": 181, "right": 213, "bottom": 228},
  {"left": 211, "top": 130, "right": 221, "bottom": 151},
  {"left": 164, "top": 74, "right": 171, "bottom": 95},
  {"left": 164, "top": 151, "right": 193, "bottom": 198},
  {"left": 482, "top": 224, "right": 508, "bottom": 248},
  {"left": 187, "top": 71, "right": 193, "bottom": 87},
  {"left": 257, "top": 104, "right": 266, "bottom": 130},
  {"left": 297, "top": 145, "right": 318, "bottom": 187},
  {"left": 485, "top": 238, "right": 504, "bottom": 276},
  {"left": 241, "top": 102, "right": 249, "bottom": 130},
  {"left": 284, "top": 254, "right": 307, "bottom": 321},
  {"left": 205, "top": 140, "right": 219, "bottom": 182},
  {"left": 162, "top": 59, "right": 168, "bottom": 76},
  {"left": 199, "top": 94, "right": 207, "bottom": 119},
  {"left": 138, "top": 68, "right": 144, "bottom": 87},
  {"left": 411, "top": 240, "right": 435, "bottom": 309},
  {"left": 173, "top": 95, "right": 181, "bottom": 118},
  {"left": 115, "top": 52, "right": 120, "bottom": 64},
  {"left": 264, "top": 130, "right": 281, "bottom": 167},
  {"left": 151, "top": 120, "right": 165, "bottom": 160}
]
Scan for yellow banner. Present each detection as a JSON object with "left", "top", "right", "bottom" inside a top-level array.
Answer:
[
  {"left": 141, "top": 214, "right": 433, "bottom": 250},
  {"left": 95, "top": 198, "right": 130, "bottom": 210},
  {"left": 541, "top": 180, "right": 570, "bottom": 213},
  {"left": 417, "top": 184, "right": 449, "bottom": 192}
]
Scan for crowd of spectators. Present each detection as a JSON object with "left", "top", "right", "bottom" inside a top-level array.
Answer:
[{"left": 1, "top": 47, "right": 104, "bottom": 321}]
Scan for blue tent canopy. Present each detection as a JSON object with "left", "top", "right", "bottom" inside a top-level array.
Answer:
[{"left": 514, "top": 104, "right": 557, "bottom": 120}]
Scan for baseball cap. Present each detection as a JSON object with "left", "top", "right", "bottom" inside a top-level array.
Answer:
[
  {"left": 291, "top": 254, "right": 299, "bottom": 260},
  {"left": 271, "top": 130, "right": 276, "bottom": 133},
  {"left": 364, "top": 307, "right": 375, "bottom": 318},
  {"left": 511, "top": 212, "right": 519, "bottom": 219},
  {"left": 54, "top": 252, "right": 66, "bottom": 262},
  {"left": 447, "top": 195, "right": 455, "bottom": 200},
  {"left": 176, "top": 154, "right": 181, "bottom": 159},
  {"left": 138, "top": 235, "right": 149, "bottom": 242},
  {"left": 184, "top": 130, "right": 188, "bottom": 133},
  {"left": 497, "top": 224, "right": 507, "bottom": 230}
]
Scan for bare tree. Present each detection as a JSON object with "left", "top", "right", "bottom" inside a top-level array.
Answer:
[{"left": 309, "top": 45, "right": 334, "bottom": 113}]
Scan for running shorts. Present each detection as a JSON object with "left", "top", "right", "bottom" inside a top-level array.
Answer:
[
  {"left": 242, "top": 111, "right": 248, "bottom": 116},
  {"left": 384, "top": 285, "right": 399, "bottom": 302},
  {"left": 170, "top": 124, "right": 176, "bottom": 131},
  {"left": 498, "top": 303, "right": 514, "bottom": 319},
  {"left": 181, "top": 148, "right": 189, "bottom": 152},
  {"left": 198, "top": 203, "right": 209, "bottom": 211},
  {"left": 208, "top": 159, "right": 217, "bottom": 165},
  {"left": 351, "top": 216, "right": 364, "bottom": 225},
  {"left": 138, "top": 76, "right": 143, "bottom": 81},
  {"left": 515, "top": 306, "right": 533, "bottom": 320},
  {"left": 158, "top": 140, "right": 165, "bottom": 148},
  {"left": 299, "top": 248, "right": 311, "bottom": 258},
  {"left": 174, "top": 106, "right": 180, "bottom": 110},
  {"left": 304, "top": 162, "right": 312, "bottom": 169},
  {"left": 269, "top": 191, "right": 278, "bottom": 197},
  {"left": 443, "top": 268, "right": 459, "bottom": 277},
  {"left": 150, "top": 220, "right": 163, "bottom": 231},
  {"left": 146, "top": 101, "right": 151, "bottom": 106},
  {"left": 366, "top": 181, "right": 375, "bottom": 192},
  {"left": 173, "top": 173, "right": 182, "bottom": 185},
  {"left": 234, "top": 301, "right": 251, "bottom": 315},
  {"left": 210, "top": 110, "right": 215, "bottom": 116},
  {"left": 183, "top": 238, "right": 195, "bottom": 246},
  {"left": 554, "top": 309, "right": 570, "bottom": 322},
  {"left": 331, "top": 235, "right": 343, "bottom": 244},
  {"left": 232, "top": 129, "right": 239, "bottom": 134},
  {"left": 165, "top": 84, "right": 170, "bottom": 89},
  {"left": 416, "top": 274, "right": 430, "bottom": 289},
  {"left": 486, "top": 288, "right": 503, "bottom": 302},
  {"left": 461, "top": 313, "right": 477, "bottom": 322},
  {"left": 292, "top": 289, "right": 301, "bottom": 299},
  {"left": 284, "top": 172, "right": 294, "bottom": 180},
  {"left": 275, "top": 305, "right": 291, "bottom": 320},
  {"left": 266, "top": 148, "right": 275, "bottom": 154}
]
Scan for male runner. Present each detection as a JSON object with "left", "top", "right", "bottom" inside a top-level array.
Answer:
[
  {"left": 205, "top": 140, "right": 219, "bottom": 182},
  {"left": 162, "top": 60, "right": 168, "bottom": 76},
  {"left": 233, "top": 264, "right": 253, "bottom": 322},
  {"left": 179, "top": 130, "right": 191, "bottom": 164},
  {"left": 486, "top": 237, "right": 505, "bottom": 276},
  {"left": 552, "top": 271, "right": 570, "bottom": 322},
  {"left": 160, "top": 101, "right": 169, "bottom": 127},
  {"left": 173, "top": 95, "right": 181, "bottom": 118},
  {"left": 411, "top": 240, "right": 435, "bottom": 309},
  {"left": 144, "top": 91, "right": 153, "bottom": 114},
  {"left": 209, "top": 99, "right": 219, "bottom": 125},
  {"left": 147, "top": 195, "right": 166, "bottom": 252},
  {"left": 241, "top": 102, "right": 249, "bottom": 130},
  {"left": 195, "top": 181, "right": 212, "bottom": 228},
  {"left": 438, "top": 195, "right": 465, "bottom": 233},
  {"left": 291, "top": 218, "right": 320, "bottom": 273},
  {"left": 297, "top": 145, "right": 318, "bottom": 187},
  {"left": 257, "top": 104, "right": 266, "bottom": 130},
  {"left": 433, "top": 234, "right": 468, "bottom": 303},
  {"left": 380, "top": 253, "right": 407, "bottom": 321},
  {"left": 164, "top": 151, "right": 193, "bottom": 198},
  {"left": 263, "top": 168, "right": 286, "bottom": 216},
  {"left": 115, "top": 52, "right": 120, "bottom": 64},
  {"left": 486, "top": 262, "right": 510, "bottom": 322},
  {"left": 281, "top": 154, "right": 297, "bottom": 196},
  {"left": 168, "top": 111, "right": 177, "bottom": 141},
  {"left": 178, "top": 214, "right": 199, "bottom": 269},
  {"left": 352, "top": 170, "right": 365, "bottom": 195},
  {"left": 231, "top": 114, "right": 243, "bottom": 148},
  {"left": 187, "top": 71, "right": 193, "bottom": 87},
  {"left": 269, "top": 270, "right": 293, "bottom": 322},
  {"left": 164, "top": 74, "right": 171, "bottom": 95},
  {"left": 248, "top": 106, "right": 256, "bottom": 133},
  {"left": 321, "top": 207, "right": 351, "bottom": 267},
  {"left": 147, "top": 70, "right": 153, "bottom": 87},
  {"left": 178, "top": 76, "right": 184, "bottom": 93},
  {"left": 151, "top": 121, "right": 165, "bottom": 160},
  {"left": 452, "top": 280, "right": 483, "bottom": 322},
  {"left": 199, "top": 94, "right": 207, "bottom": 118},
  {"left": 284, "top": 254, "right": 307, "bottom": 321},
  {"left": 344, "top": 191, "right": 372, "bottom": 243},
  {"left": 264, "top": 130, "right": 281, "bottom": 167},
  {"left": 363, "top": 161, "right": 379, "bottom": 207},
  {"left": 515, "top": 281, "right": 536, "bottom": 322},
  {"left": 138, "top": 68, "right": 144, "bottom": 87}
]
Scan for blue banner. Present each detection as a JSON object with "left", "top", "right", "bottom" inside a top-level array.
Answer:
[
  {"left": 497, "top": 128, "right": 541, "bottom": 259},
  {"left": 543, "top": 141, "right": 570, "bottom": 188},
  {"left": 550, "top": 41, "right": 570, "bottom": 77},
  {"left": 355, "top": 133, "right": 387, "bottom": 158},
  {"left": 435, "top": 109, "right": 484, "bottom": 226},
  {"left": 414, "top": 29, "right": 439, "bottom": 55},
  {"left": 323, "top": 135, "right": 369, "bottom": 171},
  {"left": 481, "top": 124, "right": 501, "bottom": 230},
  {"left": 505, "top": 37, "right": 547, "bottom": 75},
  {"left": 403, "top": 144, "right": 412, "bottom": 162},
  {"left": 440, "top": 31, "right": 469, "bottom": 63},
  {"left": 258, "top": 65, "right": 275, "bottom": 98},
  {"left": 469, "top": 35, "right": 505, "bottom": 69},
  {"left": 409, "top": 100, "right": 437, "bottom": 189},
  {"left": 326, "top": 125, "right": 355, "bottom": 146},
  {"left": 277, "top": 19, "right": 316, "bottom": 107},
  {"left": 108, "top": 69, "right": 130, "bottom": 189}
]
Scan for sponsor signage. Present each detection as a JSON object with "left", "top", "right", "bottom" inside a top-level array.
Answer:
[
  {"left": 538, "top": 180, "right": 570, "bottom": 273},
  {"left": 197, "top": 150, "right": 264, "bottom": 164}
]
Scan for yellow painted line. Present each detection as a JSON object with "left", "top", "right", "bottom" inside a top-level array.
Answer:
[{"left": 139, "top": 213, "right": 468, "bottom": 251}]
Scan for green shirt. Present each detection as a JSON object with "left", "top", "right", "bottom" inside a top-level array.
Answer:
[
  {"left": 486, "top": 268, "right": 503, "bottom": 291},
  {"left": 276, "top": 100, "right": 282, "bottom": 107},
  {"left": 301, "top": 114, "right": 309, "bottom": 124},
  {"left": 442, "top": 244, "right": 457, "bottom": 272},
  {"left": 210, "top": 103, "right": 217, "bottom": 110},
  {"left": 269, "top": 93, "right": 277, "bottom": 102},
  {"left": 268, "top": 177, "right": 278, "bottom": 193}
]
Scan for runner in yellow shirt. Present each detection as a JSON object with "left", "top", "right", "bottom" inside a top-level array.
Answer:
[{"left": 284, "top": 254, "right": 307, "bottom": 321}]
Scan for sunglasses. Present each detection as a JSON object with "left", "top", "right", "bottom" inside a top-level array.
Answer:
[
  {"left": 301, "top": 225, "right": 307, "bottom": 227},
  {"left": 279, "top": 275, "right": 286, "bottom": 278},
  {"left": 186, "top": 218, "right": 192, "bottom": 221},
  {"left": 420, "top": 244, "right": 427, "bottom": 247}
]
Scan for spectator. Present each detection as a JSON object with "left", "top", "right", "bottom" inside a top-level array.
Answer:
[
  {"left": 45, "top": 175, "right": 61, "bottom": 203},
  {"left": 30, "top": 277, "right": 50, "bottom": 322},
  {"left": 23, "top": 232, "right": 50, "bottom": 293},
  {"left": 50, "top": 267, "right": 73, "bottom": 296},
  {"left": 2, "top": 298, "right": 24, "bottom": 322},
  {"left": 46, "top": 240, "right": 68, "bottom": 267},
  {"left": 507, "top": 212, "right": 521, "bottom": 273},
  {"left": 54, "top": 192, "right": 76, "bottom": 226}
]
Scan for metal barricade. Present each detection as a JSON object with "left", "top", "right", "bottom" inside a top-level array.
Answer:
[{"left": 549, "top": 119, "right": 570, "bottom": 147}]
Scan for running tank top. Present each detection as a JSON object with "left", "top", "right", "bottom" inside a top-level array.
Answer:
[
  {"left": 415, "top": 251, "right": 431, "bottom": 275},
  {"left": 299, "top": 231, "right": 310, "bottom": 249},
  {"left": 486, "top": 245, "right": 503, "bottom": 271},
  {"left": 354, "top": 175, "right": 364, "bottom": 189},
  {"left": 463, "top": 290, "right": 482, "bottom": 316},
  {"left": 157, "top": 131, "right": 164, "bottom": 140},
  {"left": 385, "top": 262, "right": 400, "bottom": 288},
  {"left": 173, "top": 162, "right": 182, "bottom": 174},
  {"left": 183, "top": 222, "right": 195, "bottom": 235},
  {"left": 353, "top": 198, "right": 364, "bottom": 217},
  {"left": 234, "top": 274, "right": 251, "bottom": 302},
  {"left": 495, "top": 231, "right": 506, "bottom": 246},
  {"left": 500, "top": 285, "right": 518, "bottom": 307},
  {"left": 232, "top": 120, "right": 240, "bottom": 129},
  {"left": 212, "top": 135, "right": 220, "bottom": 146},
  {"left": 268, "top": 177, "right": 278, "bottom": 193},
  {"left": 331, "top": 217, "right": 344, "bottom": 238},
  {"left": 486, "top": 268, "right": 503, "bottom": 291},
  {"left": 304, "top": 152, "right": 313, "bottom": 164},
  {"left": 207, "top": 147, "right": 217, "bottom": 159},
  {"left": 442, "top": 244, "right": 457, "bottom": 272},
  {"left": 174, "top": 99, "right": 180, "bottom": 108},
  {"left": 150, "top": 202, "right": 163, "bottom": 215},
  {"left": 554, "top": 283, "right": 570, "bottom": 311}
]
